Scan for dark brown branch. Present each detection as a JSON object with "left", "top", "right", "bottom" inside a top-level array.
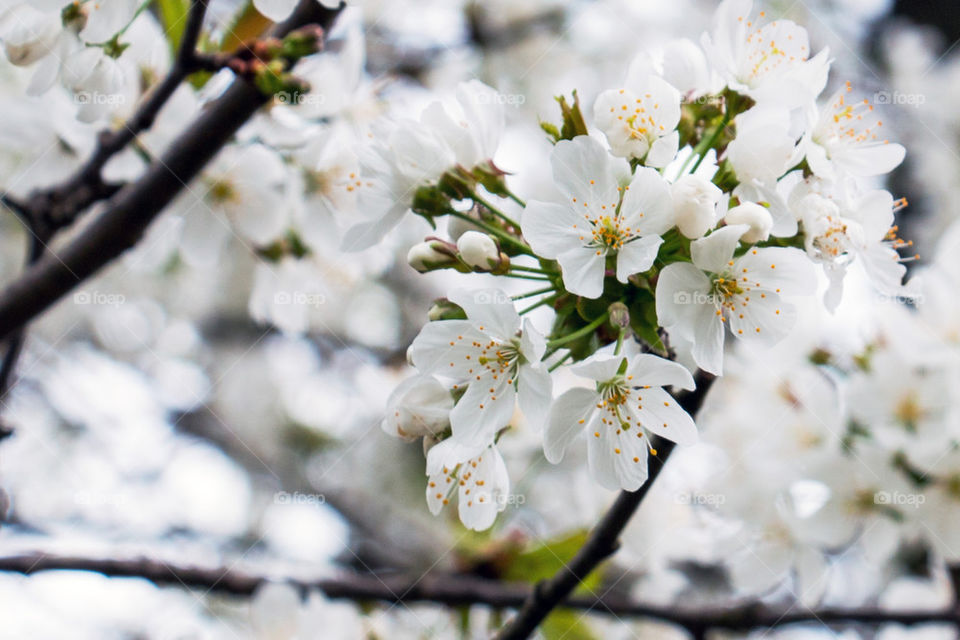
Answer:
[
  {"left": 0, "top": 551, "right": 956, "bottom": 632},
  {"left": 494, "top": 374, "right": 715, "bottom": 640},
  {"left": 0, "top": 0, "right": 343, "bottom": 342}
]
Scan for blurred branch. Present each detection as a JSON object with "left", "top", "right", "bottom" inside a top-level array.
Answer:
[
  {"left": 0, "top": 0, "right": 343, "bottom": 343},
  {"left": 0, "top": 551, "right": 957, "bottom": 631},
  {"left": 495, "top": 374, "right": 715, "bottom": 640},
  {"left": 175, "top": 407, "right": 446, "bottom": 572}
]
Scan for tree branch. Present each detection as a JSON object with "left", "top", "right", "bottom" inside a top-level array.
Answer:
[
  {"left": 0, "top": 0, "right": 343, "bottom": 342},
  {"left": 494, "top": 373, "right": 715, "bottom": 640},
  {"left": 0, "top": 551, "right": 956, "bottom": 632}
]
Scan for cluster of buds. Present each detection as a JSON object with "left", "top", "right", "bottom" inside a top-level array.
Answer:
[
  {"left": 195, "top": 26, "right": 326, "bottom": 102},
  {"left": 407, "top": 231, "right": 509, "bottom": 274}
]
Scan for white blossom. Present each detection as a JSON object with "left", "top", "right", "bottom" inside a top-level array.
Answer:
[
  {"left": 656, "top": 225, "right": 815, "bottom": 374},
  {"left": 409, "top": 288, "right": 552, "bottom": 446},
  {"left": 523, "top": 135, "right": 674, "bottom": 298},
  {"left": 544, "top": 351, "right": 697, "bottom": 491}
]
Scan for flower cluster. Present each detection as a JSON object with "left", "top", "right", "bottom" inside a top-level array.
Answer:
[{"left": 369, "top": 0, "right": 914, "bottom": 530}]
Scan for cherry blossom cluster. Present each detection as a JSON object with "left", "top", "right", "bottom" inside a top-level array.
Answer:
[
  {"left": 0, "top": 0, "right": 917, "bottom": 540},
  {"left": 368, "top": 0, "right": 914, "bottom": 530}
]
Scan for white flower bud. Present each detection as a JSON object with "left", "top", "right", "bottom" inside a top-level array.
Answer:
[
  {"left": 671, "top": 174, "right": 722, "bottom": 239},
  {"left": 725, "top": 202, "right": 773, "bottom": 243},
  {"left": 0, "top": 5, "right": 60, "bottom": 66},
  {"left": 407, "top": 241, "right": 450, "bottom": 273},
  {"left": 457, "top": 231, "right": 499, "bottom": 270},
  {"left": 382, "top": 376, "right": 453, "bottom": 441}
]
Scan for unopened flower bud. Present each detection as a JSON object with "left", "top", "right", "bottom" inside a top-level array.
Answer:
[
  {"left": 725, "top": 202, "right": 773, "bottom": 243},
  {"left": 457, "top": 231, "right": 500, "bottom": 270},
  {"left": 407, "top": 241, "right": 453, "bottom": 273},
  {"left": 671, "top": 174, "right": 722, "bottom": 239},
  {"left": 608, "top": 302, "right": 631, "bottom": 329},
  {"left": 427, "top": 298, "right": 467, "bottom": 322},
  {"left": 0, "top": 6, "right": 60, "bottom": 66}
]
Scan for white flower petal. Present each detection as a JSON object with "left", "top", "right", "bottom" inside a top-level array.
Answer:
[
  {"left": 448, "top": 288, "right": 520, "bottom": 341},
  {"left": 655, "top": 262, "right": 712, "bottom": 334},
  {"left": 521, "top": 200, "right": 585, "bottom": 259},
  {"left": 544, "top": 387, "right": 598, "bottom": 463},
  {"left": 645, "top": 130, "right": 679, "bottom": 168},
  {"left": 620, "top": 167, "right": 674, "bottom": 236},
  {"left": 557, "top": 247, "right": 606, "bottom": 299},
  {"left": 632, "top": 387, "right": 698, "bottom": 445},
  {"left": 517, "top": 363, "right": 553, "bottom": 431},
  {"left": 616, "top": 235, "right": 662, "bottom": 282},
  {"left": 550, "top": 136, "right": 620, "bottom": 220},
  {"left": 626, "top": 354, "right": 695, "bottom": 391},
  {"left": 449, "top": 377, "right": 516, "bottom": 446},
  {"left": 690, "top": 224, "right": 748, "bottom": 273}
]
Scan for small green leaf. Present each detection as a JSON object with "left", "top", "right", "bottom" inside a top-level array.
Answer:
[
  {"left": 155, "top": 0, "right": 190, "bottom": 53},
  {"left": 220, "top": 0, "right": 273, "bottom": 52},
  {"left": 541, "top": 609, "right": 599, "bottom": 640}
]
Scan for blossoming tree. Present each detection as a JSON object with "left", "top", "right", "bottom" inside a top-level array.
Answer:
[{"left": 0, "top": 0, "right": 957, "bottom": 638}]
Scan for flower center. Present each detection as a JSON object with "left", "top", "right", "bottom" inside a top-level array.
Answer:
[
  {"left": 711, "top": 275, "right": 744, "bottom": 303},
  {"left": 589, "top": 216, "right": 630, "bottom": 252},
  {"left": 597, "top": 377, "right": 634, "bottom": 430}
]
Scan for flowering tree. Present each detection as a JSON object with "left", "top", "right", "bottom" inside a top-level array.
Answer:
[{"left": 0, "top": 0, "right": 958, "bottom": 638}]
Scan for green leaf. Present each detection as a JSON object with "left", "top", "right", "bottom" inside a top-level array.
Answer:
[
  {"left": 628, "top": 290, "right": 666, "bottom": 354},
  {"left": 502, "top": 530, "right": 600, "bottom": 589},
  {"left": 541, "top": 609, "right": 599, "bottom": 640},
  {"left": 501, "top": 531, "right": 602, "bottom": 640},
  {"left": 220, "top": 0, "right": 273, "bottom": 52},
  {"left": 155, "top": 0, "right": 190, "bottom": 53},
  {"left": 557, "top": 91, "right": 589, "bottom": 141},
  {"left": 539, "top": 120, "right": 561, "bottom": 144}
]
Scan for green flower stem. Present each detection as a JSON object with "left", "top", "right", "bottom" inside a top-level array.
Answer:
[
  {"left": 448, "top": 211, "right": 533, "bottom": 256},
  {"left": 547, "top": 312, "right": 610, "bottom": 349},
  {"left": 510, "top": 264, "right": 553, "bottom": 275},
  {"left": 504, "top": 273, "right": 552, "bottom": 282},
  {"left": 470, "top": 190, "right": 522, "bottom": 230},
  {"left": 613, "top": 330, "right": 624, "bottom": 356},
  {"left": 504, "top": 188, "right": 527, "bottom": 209},
  {"left": 548, "top": 352, "right": 573, "bottom": 372},
  {"left": 690, "top": 110, "right": 733, "bottom": 174},
  {"left": 519, "top": 294, "right": 558, "bottom": 316},
  {"left": 513, "top": 286, "right": 555, "bottom": 301}
]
